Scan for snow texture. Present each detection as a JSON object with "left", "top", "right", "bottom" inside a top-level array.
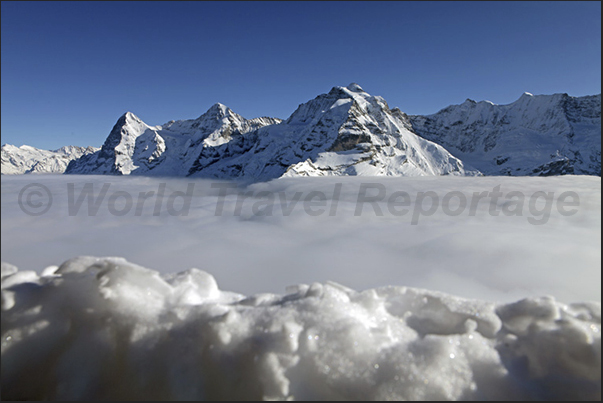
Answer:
[{"left": 1, "top": 257, "right": 600, "bottom": 400}]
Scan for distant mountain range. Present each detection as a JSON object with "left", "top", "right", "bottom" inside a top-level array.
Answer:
[
  {"left": 408, "top": 92, "right": 601, "bottom": 176},
  {"left": 1, "top": 145, "right": 99, "bottom": 175},
  {"left": 2, "top": 84, "right": 600, "bottom": 178}
]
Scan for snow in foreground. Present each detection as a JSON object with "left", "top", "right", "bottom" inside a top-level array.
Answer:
[{"left": 1, "top": 256, "right": 600, "bottom": 400}]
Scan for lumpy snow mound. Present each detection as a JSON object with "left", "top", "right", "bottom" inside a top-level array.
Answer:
[{"left": 1, "top": 257, "right": 600, "bottom": 400}]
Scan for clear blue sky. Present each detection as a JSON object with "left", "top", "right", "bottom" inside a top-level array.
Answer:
[{"left": 2, "top": 1, "right": 601, "bottom": 150}]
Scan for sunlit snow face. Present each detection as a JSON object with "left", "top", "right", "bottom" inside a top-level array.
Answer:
[{"left": 1, "top": 174, "right": 600, "bottom": 304}]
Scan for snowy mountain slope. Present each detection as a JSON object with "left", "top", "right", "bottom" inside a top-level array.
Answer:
[
  {"left": 264, "top": 84, "right": 470, "bottom": 178},
  {"left": 408, "top": 93, "right": 601, "bottom": 176},
  {"left": 67, "top": 84, "right": 470, "bottom": 180},
  {"left": 65, "top": 106, "right": 282, "bottom": 176},
  {"left": 1, "top": 144, "right": 99, "bottom": 175}
]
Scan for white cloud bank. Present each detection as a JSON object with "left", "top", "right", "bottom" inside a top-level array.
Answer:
[{"left": 1, "top": 175, "right": 600, "bottom": 303}]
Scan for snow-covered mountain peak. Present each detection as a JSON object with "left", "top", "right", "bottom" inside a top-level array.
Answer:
[
  {"left": 275, "top": 84, "right": 470, "bottom": 178},
  {"left": 346, "top": 82, "right": 365, "bottom": 93},
  {"left": 4, "top": 144, "right": 43, "bottom": 153},
  {"left": 336, "top": 83, "right": 373, "bottom": 101},
  {"left": 65, "top": 102, "right": 281, "bottom": 176},
  {"left": 1, "top": 144, "right": 22, "bottom": 153},
  {"left": 116, "top": 111, "right": 147, "bottom": 128},
  {"left": 514, "top": 91, "right": 571, "bottom": 107},
  {"left": 190, "top": 103, "right": 248, "bottom": 132},
  {"left": 285, "top": 84, "right": 393, "bottom": 127},
  {"left": 123, "top": 111, "right": 140, "bottom": 120},
  {"left": 200, "top": 102, "right": 231, "bottom": 119},
  {"left": 211, "top": 102, "right": 228, "bottom": 110},
  {"left": 286, "top": 88, "right": 350, "bottom": 125},
  {"left": 105, "top": 111, "right": 149, "bottom": 143},
  {"left": 285, "top": 84, "right": 375, "bottom": 126},
  {"left": 157, "top": 83, "right": 468, "bottom": 179},
  {"left": 516, "top": 91, "right": 538, "bottom": 104}
]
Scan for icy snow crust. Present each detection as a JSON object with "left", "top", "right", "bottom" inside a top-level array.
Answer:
[{"left": 1, "top": 257, "right": 600, "bottom": 400}]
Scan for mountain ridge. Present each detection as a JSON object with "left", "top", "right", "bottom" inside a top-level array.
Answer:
[
  {"left": 2, "top": 84, "right": 600, "bottom": 178},
  {"left": 408, "top": 92, "right": 601, "bottom": 176},
  {"left": 1, "top": 144, "right": 99, "bottom": 175}
]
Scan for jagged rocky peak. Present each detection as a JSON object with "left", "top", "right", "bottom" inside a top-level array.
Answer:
[
  {"left": 123, "top": 111, "right": 140, "bottom": 120},
  {"left": 199, "top": 102, "right": 231, "bottom": 119},
  {"left": 287, "top": 83, "right": 388, "bottom": 126},
  {"left": 329, "top": 83, "right": 372, "bottom": 100},
  {"left": 112, "top": 111, "right": 144, "bottom": 127},
  {"left": 103, "top": 111, "right": 148, "bottom": 147},
  {"left": 100, "top": 111, "right": 149, "bottom": 148}
]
